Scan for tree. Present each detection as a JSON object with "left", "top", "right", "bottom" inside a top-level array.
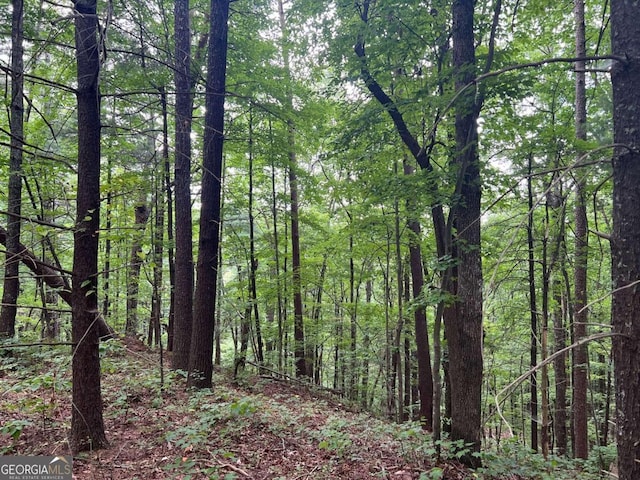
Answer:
[
  {"left": 126, "top": 203, "right": 150, "bottom": 337},
  {"left": 610, "top": 1, "right": 640, "bottom": 478},
  {"left": 277, "top": 0, "right": 306, "bottom": 378},
  {"left": 572, "top": 0, "right": 589, "bottom": 459},
  {"left": 0, "top": 0, "right": 24, "bottom": 338},
  {"left": 188, "top": 0, "right": 230, "bottom": 389},
  {"left": 446, "top": 0, "right": 483, "bottom": 464},
  {"left": 404, "top": 161, "right": 433, "bottom": 429},
  {"left": 69, "top": 0, "right": 108, "bottom": 452},
  {"left": 171, "top": 0, "right": 195, "bottom": 369},
  {"left": 351, "top": 0, "right": 485, "bottom": 461}
]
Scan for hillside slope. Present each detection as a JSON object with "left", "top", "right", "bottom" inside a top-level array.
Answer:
[{"left": 0, "top": 339, "right": 566, "bottom": 479}]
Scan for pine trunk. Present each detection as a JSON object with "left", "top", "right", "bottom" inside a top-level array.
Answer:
[{"left": 610, "top": 2, "right": 640, "bottom": 478}]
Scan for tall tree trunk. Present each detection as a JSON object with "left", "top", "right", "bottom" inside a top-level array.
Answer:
[
  {"left": 354, "top": 1, "right": 484, "bottom": 460},
  {"left": 610, "top": 2, "right": 640, "bottom": 478},
  {"left": 349, "top": 234, "right": 358, "bottom": 400},
  {"left": 278, "top": 0, "right": 306, "bottom": 378},
  {"left": 102, "top": 158, "right": 112, "bottom": 319},
  {"left": 447, "top": 0, "right": 483, "bottom": 464},
  {"left": 311, "top": 256, "right": 328, "bottom": 383},
  {"left": 159, "top": 87, "right": 176, "bottom": 352},
  {"left": 404, "top": 161, "right": 434, "bottom": 430},
  {"left": 149, "top": 151, "right": 166, "bottom": 347},
  {"left": 188, "top": 0, "right": 229, "bottom": 388},
  {"left": 553, "top": 273, "right": 568, "bottom": 455},
  {"left": 248, "top": 108, "right": 264, "bottom": 366},
  {"left": 526, "top": 156, "right": 539, "bottom": 452},
  {"left": 572, "top": 0, "right": 589, "bottom": 460},
  {"left": 126, "top": 203, "right": 150, "bottom": 337},
  {"left": 269, "top": 126, "right": 285, "bottom": 372},
  {"left": 70, "top": 0, "right": 108, "bottom": 452},
  {"left": 171, "top": 0, "right": 194, "bottom": 370},
  {"left": 392, "top": 184, "right": 404, "bottom": 421},
  {"left": 383, "top": 244, "right": 394, "bottom": 418},
  {"left": 149, "top": 91, "right": 170, "bottom": 347},
  {"left": 0, "top": 0, "right": 24, "bottom": 338}
]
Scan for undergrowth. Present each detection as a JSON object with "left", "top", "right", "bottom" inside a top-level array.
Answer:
[{"left": 0, "top": 340, "right": 618, "bottom": 479}]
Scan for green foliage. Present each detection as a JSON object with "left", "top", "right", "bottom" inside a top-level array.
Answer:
[
  {"left": 477, "top": 439, "right": 604, "bottom": 480},
  {"left": 0, "top": 419, "right": 33, "bottom": 453},
  {"left": 419, "top": 468, "right": 443, "bottom": 480},
  {"left": 166, "top": 393, "right": 260, "bottom": 450},
  {"left": 316, "top": 418, "right": 353, "bottom": 456}
]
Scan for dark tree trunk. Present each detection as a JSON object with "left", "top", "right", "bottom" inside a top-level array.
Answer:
[
  {"left": 70, "top": 0, "right": 107, "bottom": 452},
  {"left": 159, "top": 88, "right": 176, "bottom": 351},
  {"left": 248, "top": 109, "right": 264, "bottom": 366},
  {"left": 553, "top": 272, "right": 568, "bottom": 455},
  {"left": 311, "top": 256, "right": 328, "bottom": 383},
  {"left": 289, "top": 114, "right": 306, "bottom": 379},
  {"left": 405, "top": 160, "right": 434, "bottom": 430},
  {"left": 445, "top": 0, "right": 483, "bottom": 466},
  {"left": 235, "top": 297, "right": 251, "bottom": 377},
  {"left": 610, "top": 2, "right": 640, "bottom": 478},
  {"left": 526, "top": 156, "right": 539, "bottom": 452},
  {"left": 171, "top": 0, "right": 194, "bottom": 370},
  {"left": 0, "top": 0, "right": 24, "bottom": 338},
  {"left": 102, "top": 159, "right": 112, "bottom": 319},
  {"left": 349, "top": 235, "right": 358, "bottom": 401},
  {"left": 353, "top": 0, "right": 483, "bottom": 462},
  {"left": 126, "top": 204, "right": 150, "bottom": 337},
  {"left": 572, "top": 0, "right": 589, "bottom": 460},
  {"left": 188, "top": 0, "right": 229, "bottom": 388},
  {"left": 269, "top": 151, "right": 285, "bottom": 372},
  {"left": 149, "top": 166, "right": 165, "bottom": 347},
  {"left": 277, "top": 0, "right": 306, "bottom": 378},
  {"left": 392, "top": 183, "right": 404, "bottom": 421}
]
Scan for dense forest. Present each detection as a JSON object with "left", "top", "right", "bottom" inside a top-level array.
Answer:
[{"left": 1, "top": 0, "right": 640, "bottom": 478}]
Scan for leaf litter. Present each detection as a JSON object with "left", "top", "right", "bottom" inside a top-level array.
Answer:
[{"left": 0, "top": 338, "right": 522, "bottom": 479}]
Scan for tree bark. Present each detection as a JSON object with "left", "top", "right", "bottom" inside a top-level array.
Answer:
[
  {"left": 0, "top": 0, "right": 24, "bottom": 338},
  {"left": 610, "top": 2, "right": 640, "bottom": 478},
  {"left": 188, "top": 0, "right": 229, "bottom": 388},
  {"left": 526, "top": 156, "right": 539, "bottom": 452},
  {"left": 446, "top": 0, "right": 483, "bottom": 465},
  {"left": 159, "top": 88, "right": 176, "bottom": 351},
  {"left": 70, "top": 0, "right": 108, "bottom": 452},
  {"left": 171, "top": 0, "right": 194, "bottom": 370},
  {"left": 404, "top": 161, "right": 434, "bottom": 430},
  {"left": 572, "top": 0, "right": 589, "bottom": 460}
]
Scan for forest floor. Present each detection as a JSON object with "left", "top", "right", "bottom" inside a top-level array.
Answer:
[{"left": 0, "top": 337, "right": 599, "bottom": 479}]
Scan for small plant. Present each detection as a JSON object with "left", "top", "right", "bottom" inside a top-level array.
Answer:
[
  {"left": 477, "top": 440, "right": 604, "bottom": 480},
  {"left": 316, "top": 417, "right": 353, "bottom": 457},
  {"left": 419, "top": 468, "right": 444, "bottom": 480},
  {"left": 0, "top": 419, "right": 33, "bottom": 453},
  {"left": 167, "top": 394, "right": 261, "bottom": 451}
]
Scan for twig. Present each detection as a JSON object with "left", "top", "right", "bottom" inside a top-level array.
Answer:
[
  {"left": 248, "top": 361, "right": 343, "bottom": 395},
  {"left": 492, "top": 331, "right": 627, "bottom": 436},
  {"left": 215, "top": 459, "right": 252, "bottom": 478},
  {"left": 0, "top": 341, "right": 75, "bottom": 349}
]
